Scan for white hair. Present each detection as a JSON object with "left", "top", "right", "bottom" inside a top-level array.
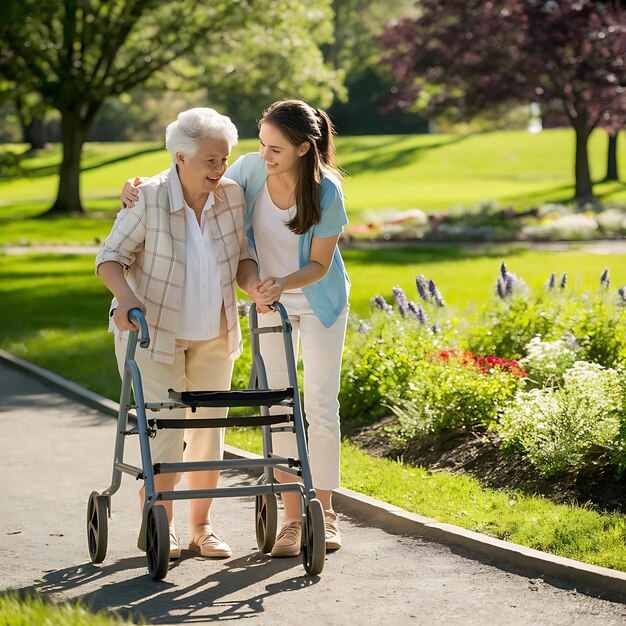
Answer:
[{"left": 165, "top": 107, "right": 238, "bottom": 160}]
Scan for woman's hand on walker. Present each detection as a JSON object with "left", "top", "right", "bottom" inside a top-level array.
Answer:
[
  {"left": 258, "top": 277, "right": 283, "bottom": 303},
  {"left": 112, "top": 295, "right": 147, "bottom": 331},
  {"left": 121, "top": 178, "right": 141, "bottom": 208},
  {"left": 248, "top": 279, "right": 275, "bottom": 313}
]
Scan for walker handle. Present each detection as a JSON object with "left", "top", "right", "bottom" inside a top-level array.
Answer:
[{"left": 128, "top": 308, "right": 150, "bottom": 348}]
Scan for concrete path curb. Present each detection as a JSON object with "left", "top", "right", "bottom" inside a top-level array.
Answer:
[{"left": 2, "top": 348, "right": 625, "bottom": 601}]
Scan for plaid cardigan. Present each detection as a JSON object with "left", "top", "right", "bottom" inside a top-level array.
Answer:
[{"left": 96, "top": 165, "right": 253, "bottom": 363}]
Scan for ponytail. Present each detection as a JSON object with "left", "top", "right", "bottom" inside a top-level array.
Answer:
[{"left": 314, "top": 108, "right": 342, "bottom": 181}]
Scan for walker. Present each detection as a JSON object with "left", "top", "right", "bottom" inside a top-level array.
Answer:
[{"left": 86, "top": 302, "right": 325, "bottom": 580}]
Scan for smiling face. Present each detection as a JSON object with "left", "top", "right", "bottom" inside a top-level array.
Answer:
[
  {"left": 258, "top": 122, "right": 309, "bottom": 178},
  {"left": 176, "top": 137, "right": 230, "bottom": 196}
]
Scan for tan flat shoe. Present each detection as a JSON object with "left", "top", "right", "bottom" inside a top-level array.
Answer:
[
  {"left": 325, "top": 514, "right": 342, "bottom": 551},
  {"left": 189, "top": 532, "right": 232, "bottom": 559},
  {"left": 271, "top": 521, "right": 302, "bottom": 558},
  {"left": 169, "top": 531, "right": 181, "bottom": 560}
]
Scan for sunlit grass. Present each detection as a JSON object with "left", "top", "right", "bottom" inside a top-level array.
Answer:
[
  {"left": 1, "top": 128, "right": 625, "bottom": 245},
  {"left": 0, "top": 591, "right": 137, "bottom": 626}
]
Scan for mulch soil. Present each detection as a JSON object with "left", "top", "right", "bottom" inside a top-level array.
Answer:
[{"left": 347, "top": 416, "right": 626, "bottom": 514}]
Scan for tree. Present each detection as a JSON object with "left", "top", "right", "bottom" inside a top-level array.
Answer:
[
  {"left": 0, "top": 0, "right": 338, "bottom": 214},
  {"left": 378, "top": 1, "right": 626, "bottom": 202},
  {"left": 173, "top": 1, "right": 343, "bottom": 138}
]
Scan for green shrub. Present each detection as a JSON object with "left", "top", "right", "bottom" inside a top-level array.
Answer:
[
  {"left": 386, "top": 350, "right": 525, "bottom": 448},
  {"left": 520, "top": 334, "right": 580, "bottom": 388},
  {"left": 500, "top": 361, "right": 626, "bottom": 477},
  {"left": 466, "top": 289, "right": 626, "bottom": 367},
  {"left": 339, "top": 311, "right": 444, "bottom": 425}
]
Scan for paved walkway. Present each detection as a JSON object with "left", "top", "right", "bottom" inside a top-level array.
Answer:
[{"left": 1, "top": 361, "right": 625, "bottom": 625}]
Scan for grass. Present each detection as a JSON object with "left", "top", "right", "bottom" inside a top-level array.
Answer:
[
  {"left": 0, "top": 591, "right": 135, "bottom": 625},
  {"left": 2, "top": 251, "right": 626, "bottom": 572},
  {"left": 1, "top": 127, "right": 625, "bottom": 246},
  {"left": 227, "top": 428, "right": 626, "bottom": 572}
]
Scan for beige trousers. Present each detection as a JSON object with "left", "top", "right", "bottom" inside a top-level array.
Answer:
[{"left": 115, "top": 328, "right": 234, "bottom": 464}]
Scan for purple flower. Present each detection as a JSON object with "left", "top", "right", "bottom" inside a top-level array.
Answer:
[
  {"left": 415, "top": 275, "right": 430, "bottom": 302},
  {"left": 600, "top": 268, "right": 610, "bottom": 289},
  {"left": 357, "top": 319, "right": 371, "bottom": 334},
  {"left": 545, "top": 272, "right": 556, "bottom": 290},
  {"left": 560, "top": 273, "right": 567, "bottom": 289},
  {"left": 495, "top": 260, "right": 524, "bottom": 298},
  {"left": 237, "top": 299, "right": 251, "bottom": 317},
  {"left": 408, "top": 301, "right": 429, "bottom": 326},
  {"left": 496, "top": 275, "right": 506, "bottom": 299},
  {"left": 505, "top": 274, "right": 515, "bottom": 296},
  {"left": 618, "top": 286, "right": 626, "bottom": 304},
  {"left": 392, "top": 286, "right": 410, "bottom": 317},
  {"left": 428, "top": 279, "right": 446, "bottom": 307},
  {"left": 370, "top": 294, "right": 393, "bottom": 313},
  {"left": 500, "top": 260, "right": 508, "bottom": 280}
]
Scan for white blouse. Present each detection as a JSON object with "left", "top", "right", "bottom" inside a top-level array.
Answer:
[
  {"left": 252, "top": 182, "right": 302, "bottom": 294},
  {"left": 176, "top": 192, "right": 223, "bottom": 339}
]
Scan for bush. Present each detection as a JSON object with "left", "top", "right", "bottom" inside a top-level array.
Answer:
[
  {"left": 339, "top": 310, "right": 444, "bottom": 426},
  {"left": 385, "top": 350, "right": 525, "bottom": 449},
  {"left": 466, "top": 289, "right": 626, "bottom": 367},
  {"left": 500, "top": 361, "right": 626, "bottom": 477},
  {"left": 520, "top": 334, "right": 580, "bottom": 388}
]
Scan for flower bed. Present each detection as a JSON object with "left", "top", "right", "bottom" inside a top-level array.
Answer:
[
  {"left": 339, "top": 263, "right": 626, "bottom": 480},
  {"left": 343, "top": 201, "right": 626, "bottom": 243}
]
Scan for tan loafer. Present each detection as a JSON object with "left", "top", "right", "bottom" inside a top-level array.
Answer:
[
  {"left": 325, "top": 514, "right": 342, "bottom": 551},
  {"left": 169, "top": 531, "right": 181, "bottom": 560},
  {"left": 189, "top": 532, "right": 232, "bottom": 559},
  {"left": 271, "top": 521, "right": 302, "bottom": 558}
]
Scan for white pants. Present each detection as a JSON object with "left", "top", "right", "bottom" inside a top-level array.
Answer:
[
  {"left": 115, "top": 329, "right": 234, "bottom": 464},
  {"left": 258, "top": 292, "right": 348, "bottom": 490}
]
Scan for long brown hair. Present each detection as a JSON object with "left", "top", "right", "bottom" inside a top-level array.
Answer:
[{"left": 260, "top": 99, "right": 341, "bottom": 235}]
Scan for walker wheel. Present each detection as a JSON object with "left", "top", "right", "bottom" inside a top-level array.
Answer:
[
  {"left": 87, "top": 491, "right": 108, "bottom": 563},
  {"left": 301, "top": 498, "right": 325, "bottom": 576},
  {"left": 145, "top": 505, "right": 169, "bottom": 580},
  {"left": 255, "top": 493, "right": 278, "bottom": 553}
]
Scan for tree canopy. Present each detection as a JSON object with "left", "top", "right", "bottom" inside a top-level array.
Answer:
[
  {"left": 378, "top": 0, "right": 626, "bottom": 200},
  {"left": 0, "top": 0, "right": 340, "bottom": 213}
]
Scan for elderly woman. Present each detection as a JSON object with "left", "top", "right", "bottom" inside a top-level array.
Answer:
[{"left": 96, "top": 107, "right": 264, "bottom": 560}]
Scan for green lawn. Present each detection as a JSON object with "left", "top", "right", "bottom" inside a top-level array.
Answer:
[{"left": 1, "top": 128, "right": 625, "bottom": 247}]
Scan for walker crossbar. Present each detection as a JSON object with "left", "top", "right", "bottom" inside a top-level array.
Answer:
[
  {"left": 114, "top": 461, "right": 144, "bottom": 479},
  {"left": 154, "top": 482, "right": 306, "bottom": 502},
  {"left": 250, "top": 324, "right": 287, "bottom": 335},
  {"left": 154, "top": 456, "right": 299, "bottom": 474},
  {"left": 168, "top": 387, "right": 294, "bottom": 407},
  {"left": 149, "top": 414, "right": 293, "bottom": 429}
]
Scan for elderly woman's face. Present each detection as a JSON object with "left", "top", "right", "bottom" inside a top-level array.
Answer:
[{"left": 176, "top": 137, "right": 230, "bottom": 194}]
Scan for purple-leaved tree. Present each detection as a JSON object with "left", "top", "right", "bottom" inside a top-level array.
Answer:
[{"left": 378, "top": 0, "right": 626, "bottom": 201}]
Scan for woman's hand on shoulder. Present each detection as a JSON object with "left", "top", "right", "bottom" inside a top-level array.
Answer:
[{"left": 121, "top": 177, "right": 141, "bottom": 208}]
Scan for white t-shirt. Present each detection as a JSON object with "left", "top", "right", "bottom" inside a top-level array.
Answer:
[
  {"left": 252, "top": 182, "right": 302, "bottom": 294},
  {"left": 176, "top": 193, "right": 223, "bottom": 340}
]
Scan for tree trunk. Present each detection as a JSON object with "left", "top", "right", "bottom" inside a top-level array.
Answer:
[
  {"left": 23, "top": 116, "right": 48, "bottom": 151},
  {"left": 605, "top": 131, "right": 619, "bottom": 182},
  {"left": 572, "top": 118, "right": 595, "bottom": 203},
  {"left": 45, "top": 110, "right": 88, "bottom": 215}
]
